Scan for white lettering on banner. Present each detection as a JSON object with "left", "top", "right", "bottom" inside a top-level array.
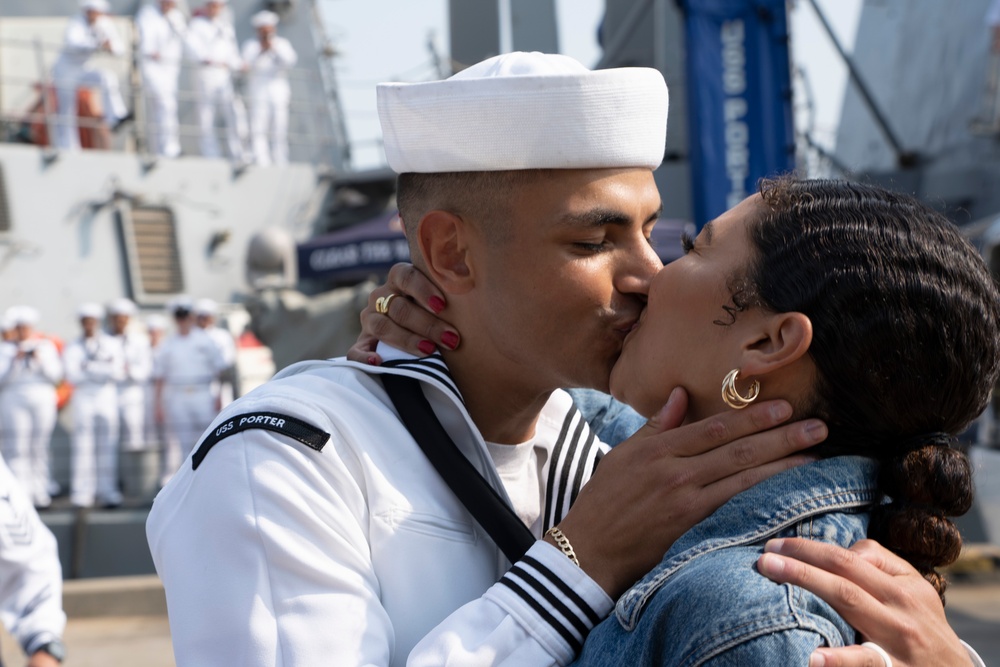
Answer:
[
  {"left": 309, "top": 240, "right": 411, "bottom": 273},
  {"left": 721, "top": 19, "right": 750, "bottom": 210}
]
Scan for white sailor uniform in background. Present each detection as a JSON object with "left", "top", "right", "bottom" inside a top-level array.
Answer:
[
  {"left": 185, "top": 5, "right": 248, "bottom": 161},
  {"left": 51, "top": 1, "right": 129, "bottom": 151},
  {"left": 108, "top": 299, "right": 153, "bottom": 451},
  {"left": 63, "top": 326, "right": 125, "bottom": 507},
  {"left": 0, "top": 456, "right": 66, "bottom": 659},
  {"left": 147, "top": 349, "right": 611, "bottom": 666},
  {"left": 153, "top": 327, "right": 227, "bottom": 483},
  {"left": 193, "top": 298, "right": 237, "bottom": 409},
  {"left": 136, "top": 0, "right": 187, "bottom": 158},
  {"left": 242, "top": 11, "right": 298, "bottom": 166},
  {"left": 0, "top": 335, "right": 62, "bottom": 509}
]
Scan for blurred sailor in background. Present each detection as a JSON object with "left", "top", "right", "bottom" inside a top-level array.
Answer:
[
  {"left": 0, "top": 308, "right": 63, "bottom": 509},
  {"left": 186, "top": 0, "right": 248, "bottom": 161},
  {"left": 242, "top": 10, "right": 297, "bottom": 166},
  {"left": 108, "top": 298, "right": 153, "bottom": 455},
  {"left": 154, "top": 297, "right": 226, "bottom": 485},
  {"left": 193, "top": 298, "right": 236, "bottom": 409},
  {"left": 63, "top": 303, "right": 124, "bottom": 508},
  {"left": 136, "top": 0, "right": 187, "bottom": 158},
  {"left": 0, "top": 455, "right": 67, "bottom": 666},
  {"left": 51, "top": 0, "right": 130, "bottom": 151},
  {"left": 144, "top": 315, "right": 168, "bottom": 457}
]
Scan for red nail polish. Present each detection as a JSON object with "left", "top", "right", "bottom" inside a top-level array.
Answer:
[
  {"left": 367, "top": 355, "right": 379, "bottom": 366},
  {"left": 441, "top": 331, "right": 459, "bottom": 350},
  {"left": 417, "top": 340, "right": 436, "bottom": 355},
  {"left": 428, "top": 296, "right": 446, "bottom": 313}
]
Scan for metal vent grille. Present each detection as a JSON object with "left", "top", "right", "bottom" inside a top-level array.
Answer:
[
  {"left": 0, "top": 164, "right": 10, "bottom": 232},
  {"left": 126, "top": 206, "right": 183, "bottom": 295}
]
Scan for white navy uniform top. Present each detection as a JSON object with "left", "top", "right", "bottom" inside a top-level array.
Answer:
[
  {"left": 185, "top": 15, "right": 242, "bottom": 71},
  {"left": 114, "top": 332, "right": 153, "bottom": 387},
  {"left": 0, "top": 339, "right": 62, "bottom": 388},
  {"left": 63, "top": 332, "right": 125, "bottom": 387},
  {"left": 54, "top": 14, "right": 124, "bottom": 72},
  {"left": 136, "top": 3, "right": 187, "bottom": 68},
  {"left": 241, "top": 36, "right": 297, "bottom": 95},
  {"left": 0, "top": 456, "right": 66, "bottom": 655},
  {"left": 202, "top": 326, "right": 236, "bottom": 367},
  {"left": 147, "top": 345, "right": 613, "bottom": 666},
  {"left": 152, "top": 328, "right": 226, "bottom": 387}
]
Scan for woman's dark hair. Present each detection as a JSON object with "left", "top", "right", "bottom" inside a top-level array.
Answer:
[{"left": 741, "top": 177, "right": 1000, "bottom": 600}]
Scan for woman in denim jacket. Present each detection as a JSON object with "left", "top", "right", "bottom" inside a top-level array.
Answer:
[{"left": 567, "top": 177, "right": 1000, "bottom": 666}]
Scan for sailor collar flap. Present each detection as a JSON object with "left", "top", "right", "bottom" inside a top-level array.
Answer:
[{"left": 614, "top": 456, "right": 880, "bottom": 631}]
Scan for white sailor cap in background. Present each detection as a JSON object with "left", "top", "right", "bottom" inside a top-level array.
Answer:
[
  {"left": 167, "top": 295, "right": 194, "bottom": 316},
  {"left": 376, "top": 51, "right": 668, "bottom": 174},
  {"left": 7, "top": 306, "right": 40, "bottom": 327},
  {"left": 193, "top": 298, "right": 218, "bottom": 317},
  {"left": 146, "top": 314, "right": 168, "bottom": 331},
  {"left": 78, "top": 302, "right": 105, "bottom": 320},
  {"left": 108, "top": 297, "right": 137, "bottom": 317},
  {"left": 1, "top": 308, "right": 17, "bottom": 331},
  {"left": 80, "top": 0, "right": 111, "bottom": 12},
  {"left": 251, "top": 10, "right": 279, "bottom": 28}
]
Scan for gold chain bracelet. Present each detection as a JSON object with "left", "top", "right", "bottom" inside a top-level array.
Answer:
[{"left": 545, "top": 526, "right": 580, "bottom": 567}]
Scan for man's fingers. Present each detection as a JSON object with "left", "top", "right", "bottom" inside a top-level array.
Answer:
[
  {"left": 705, "top": 417, "right": 825, "bottom": 474},
  {"left": 630, "top": 388, "right": 687, "bottom": 438},
  {"left": 760, "top": 538, "right": 906, "bottom": 602},
  {"left": 756, "top": 548, "right": 897, "bottom": 633},
  {"left": 665, "top": 400, "right": 797, "bottom": 458},
  {"left": 848, "top": 539, "right": 917, "bottom": 578},
  {"left": 809, "top": 646, "right": 890, "bottom": 667}
]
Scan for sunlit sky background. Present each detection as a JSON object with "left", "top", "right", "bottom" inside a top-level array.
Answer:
[{"left": 316, "top": 0, "right": 863, "bottom": 171}]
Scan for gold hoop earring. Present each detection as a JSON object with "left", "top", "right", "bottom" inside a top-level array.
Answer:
[{"left": 722, "top": 369, "right": 760, "bottom": 410}]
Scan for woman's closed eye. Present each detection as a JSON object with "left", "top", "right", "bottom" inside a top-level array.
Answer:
[{"left": 680, "top": 232, "right": 695, "bottom": 254}]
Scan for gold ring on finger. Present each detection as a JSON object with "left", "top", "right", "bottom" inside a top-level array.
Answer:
[{"left": 375, "top": 293, "right": 398, "bottom": 315}]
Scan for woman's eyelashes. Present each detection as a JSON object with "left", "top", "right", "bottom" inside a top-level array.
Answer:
[{"left": 680, "top": 232, "right": 695, "bottom": 254}]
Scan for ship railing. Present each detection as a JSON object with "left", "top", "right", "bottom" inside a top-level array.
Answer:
[{"left": 0, "top": 34, "right": 349, "bottom": 169}]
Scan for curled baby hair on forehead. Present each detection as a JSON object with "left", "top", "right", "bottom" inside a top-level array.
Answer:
[{"left": 742, "top": 175, "right": 1000, "bottom": 600}]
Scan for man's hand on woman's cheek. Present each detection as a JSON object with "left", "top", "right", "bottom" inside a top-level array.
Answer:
[
  {"left": 347, "top": 263, "right": 460, "bottom": 365},
  {"left": 757, "top": 538, "right": 975, "bottom": 667},
  {"left": 552, "top": 389, "right": 825, "bottom": 598}
]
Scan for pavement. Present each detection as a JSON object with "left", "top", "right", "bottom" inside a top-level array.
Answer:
[{"left": 0, "top": 558, "right": 996, "bottom": 666}]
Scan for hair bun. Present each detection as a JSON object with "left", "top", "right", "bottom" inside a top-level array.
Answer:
[{"left": 879, "top": 446, "right": 972, "bottom": 516}]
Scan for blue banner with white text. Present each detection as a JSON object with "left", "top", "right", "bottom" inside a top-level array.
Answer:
[{"left": 681, "top": 0, "right": 794, "bottom": 228}]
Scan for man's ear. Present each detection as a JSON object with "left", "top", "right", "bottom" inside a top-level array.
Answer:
[
  {"left": 739, "top": 312, "right": 813, "bottom": 377},
  {"left": 416, "top": 210, "right": 476, "bottom": 295}
]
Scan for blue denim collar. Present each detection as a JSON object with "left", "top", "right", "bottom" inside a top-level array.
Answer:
[{"left": 615, "top": 456, "right": 880, "bottom": 630}]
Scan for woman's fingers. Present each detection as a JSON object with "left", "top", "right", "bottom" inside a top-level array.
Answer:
[{"left": 345, "top": 264, "right": 461, "bottom": 362}]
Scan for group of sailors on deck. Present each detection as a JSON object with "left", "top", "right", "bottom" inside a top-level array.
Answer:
[
  {"left": 50, "top": 0, "right": 298, "bottom": 166},
  {"left": 0, "top": 296, "right": 236, "bottom": 510}
]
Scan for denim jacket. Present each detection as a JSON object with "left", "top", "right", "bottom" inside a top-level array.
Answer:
[{"left": 573, "top": 456, "right": 880, "bottom": 667}]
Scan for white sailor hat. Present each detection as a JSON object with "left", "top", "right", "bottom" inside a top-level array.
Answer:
[
  {"left": 8, "top": 306, "right": 39, "bottom": 327},
  {"left": 0, "top": 309, "right": 17, "bottom": 331},
  {"left": 193, "top": 298, "right": 218, "bottom": 317},
  {"left": 108, "top": 297, "right": 137, "bottom": 316},
  {"left": 251, "top": 10, "right": 279, "bottom": 28},
  {"left": 78, "top": 302, "right": 105, "bottom": 320},
  {"left": 80, "top": 0, "right": 111, "bottom": 12},
  {"left": 146, "top": 314, "right": 168, "bottom": 331},
  {"left": 377, "top": 51, "right": 668, "bottom": 174},
  {"left": 167, "top": 295, "right": 194, "bottom": 316}
]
